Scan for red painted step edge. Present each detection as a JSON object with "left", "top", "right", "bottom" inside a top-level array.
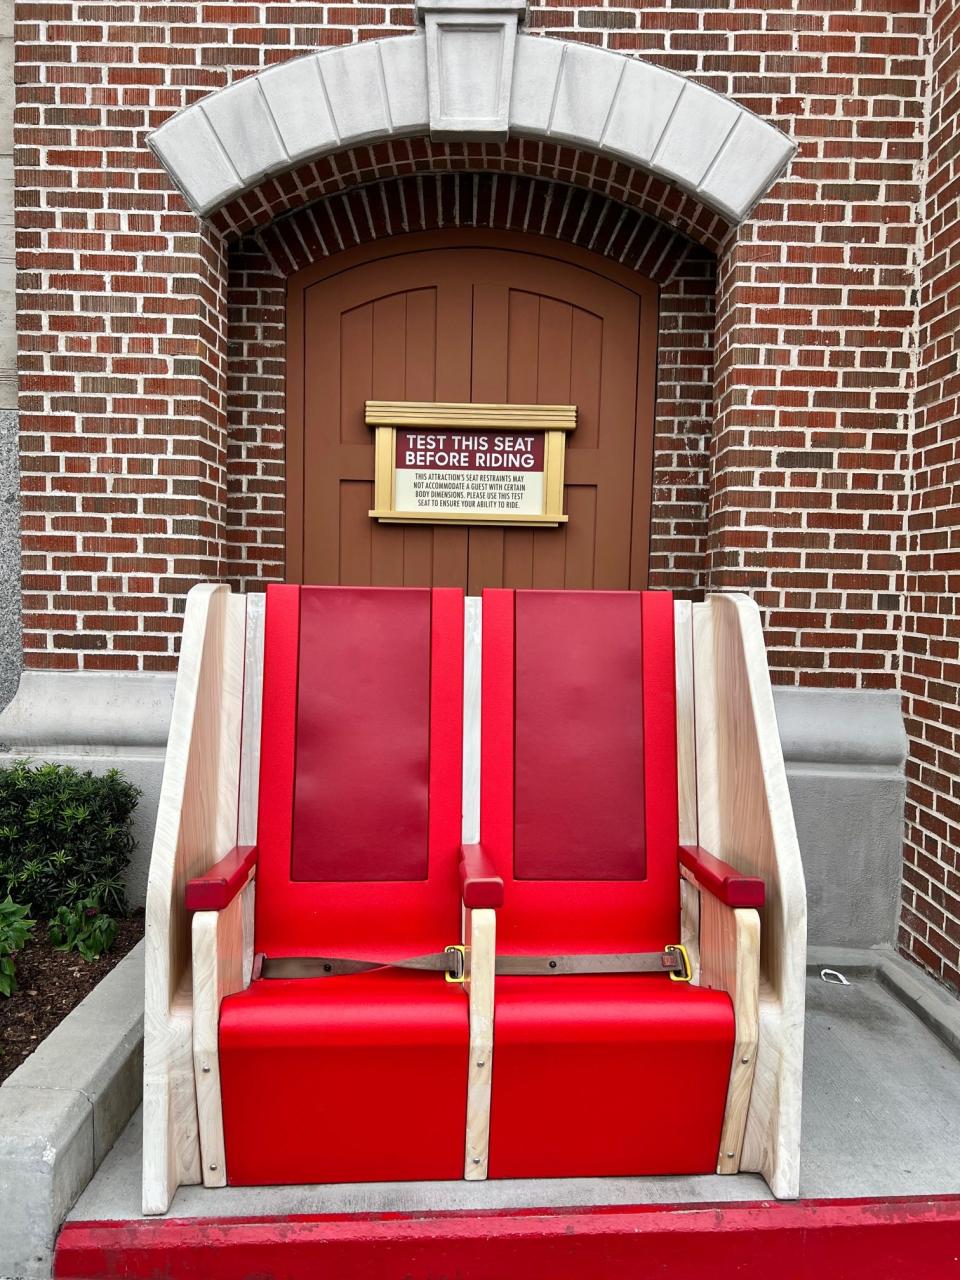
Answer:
[{"left": 55, "top": 1196, "right": 960, "bottom": 1280}]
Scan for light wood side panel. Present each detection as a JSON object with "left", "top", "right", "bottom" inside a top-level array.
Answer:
[
  {"left": 463, "top": 907, "right": 496, "bottom": 1180},
  {"left": 676, "top": 601, "right": 701, "bottom": 981},
  {"left": 711, "top": 594, "right": 806, "bottom": 997},
  {"left": 237, "top": 592, "right": 264, "bottom": 848},
  {"left": 748, "top": 982, "right": 802, "bottom": 1192},
  {"left": 679, "top": 875, "right": 701, "bottom": 986},
  {"left": 237, "top": 593, "right": 264, "bottom": 990},
  {"left": 142, "top": 584, "right": 246, "bottom": 1215},
  {"left": 674, "top": 599, "right": 697, "bottom": 847},
  {"left": 691, "top": 600, "right": 720, "bottom": 852},
  {"left": 192, "top": 891, "right": 247, "bottom": 1187},
  {"left": 697, "top": 890, "right": 760, "bottom": 1173},
  {"left": 691, "top": 594, "right": 807, "bottom": 1199}
]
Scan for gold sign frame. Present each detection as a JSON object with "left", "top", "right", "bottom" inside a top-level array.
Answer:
[{"left": 366, "top": 400, "right": 577, "bottom": 527}]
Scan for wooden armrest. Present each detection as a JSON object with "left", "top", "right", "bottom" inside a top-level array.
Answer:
[
  {"left": 679, "top": 844, "right": 764, "bottom": 908},
  {"left": 185, "top": 845, "right": 258, "bottom": 912},
  {"left": 460, "top": 843, "right": 504, "bottom": 909}
]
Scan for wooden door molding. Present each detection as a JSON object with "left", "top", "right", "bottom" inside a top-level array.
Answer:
[
  {"left": 286, "top": 228, "right": 659, "bottom": 307},
  {"left": 285, "top": 229, "right": 659, "bottom": 591}
]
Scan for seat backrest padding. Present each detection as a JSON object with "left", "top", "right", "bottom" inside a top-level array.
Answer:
[
  {"left": 480, "top": 588, "right": 679, "bottom": 953},
  {"left": 255, "top": 584, "right": 463, "bottom": 958},
  {"left": 292, "top": 588, "right": 430, "bottom": 882},
  {"left": 515, "top": 591, "right": 646, "bottom": 881}
]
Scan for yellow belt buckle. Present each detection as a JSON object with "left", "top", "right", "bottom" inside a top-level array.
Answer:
[
  {"left": 666, "top": 943, "right": 692, "bottom": 983},
  {"left": 444, "top": 944, "right": 467, "bottom": 984}
]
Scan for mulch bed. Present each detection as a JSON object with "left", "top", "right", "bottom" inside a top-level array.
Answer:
[{"left": 0, "top": 910, "right": 145, "bottom": 1084}]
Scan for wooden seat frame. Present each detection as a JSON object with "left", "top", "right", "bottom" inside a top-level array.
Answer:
[{"left": 142, "top": 585, "right": 806, "bottom": 1214}]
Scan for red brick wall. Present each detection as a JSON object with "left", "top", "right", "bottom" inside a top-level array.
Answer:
[
  {"left": 902, "top": 0, "right": 960, "bottom": 993},
  {"left": 17, "top": 1, "right": 958, "bottom": 988},
  {"left": 14, "top": 2, "right": 928, "bottom": 681}
]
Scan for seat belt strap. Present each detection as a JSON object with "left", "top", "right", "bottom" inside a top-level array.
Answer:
[
  {"left": 259, "top": 951, "right": 456, "bottom": 979},
  {"left": 257, "top": 945, "right": 690, "bottom": 982},
  {"left": 495, "top": 952, "right": 683, "bottom": 976}
]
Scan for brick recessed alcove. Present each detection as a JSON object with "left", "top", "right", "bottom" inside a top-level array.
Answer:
[{"left": 223, "top": 169, "right": 717, "bottom": 598}]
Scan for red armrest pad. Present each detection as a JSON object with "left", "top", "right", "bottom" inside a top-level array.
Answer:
[
  {"left": 679, "top": 844, "right": 765, "bottom": 909},
  {"left": 460, "top": 843, "right": 504, "bottom": 909},
  {"left": 185, "top": 845, "right": 258, "bottom": 912}
]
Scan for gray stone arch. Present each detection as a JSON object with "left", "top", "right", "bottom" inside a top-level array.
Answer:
[{"left": 148, "top": 6, "right": 795, "bottom": 225}]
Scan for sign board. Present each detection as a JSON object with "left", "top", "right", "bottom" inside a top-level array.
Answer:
[{"left": 366, "top": 401, "right": 576, "bottom": 527}]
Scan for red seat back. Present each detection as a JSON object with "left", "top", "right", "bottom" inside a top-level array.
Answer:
[
  {"left": 480, "top": 589, "right": 679, "bottom": 953},
  {"left": 255, "top": 585, "right": 464, "bottom": 958}
]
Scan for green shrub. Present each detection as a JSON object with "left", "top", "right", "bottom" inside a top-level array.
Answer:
[
  {"left": 0, "top": 761, "right": 140, "bottom": 919},
  {"left": 0, "top": 895, "right": 35, "bottom": 997},
  {"left": 49, "top": 895, "right": 118, "bottom": 963}
]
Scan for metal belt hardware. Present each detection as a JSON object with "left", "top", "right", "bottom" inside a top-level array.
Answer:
[
  {"left": 259, "top": 944, "right": 692, "bottom": 982},
  {"left": 666, "top": 943, "right": 692, "bottom": 983},
  {"left": 444, "top": 944, "right": 467, "bottom": 984}
]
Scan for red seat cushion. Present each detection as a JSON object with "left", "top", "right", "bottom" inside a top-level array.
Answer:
[
  {"left": 488, "top": 976, "right": 735, "bottom": 1178},
  {"left": 220, "top": 972, "right": 469, "bottom": 1186}
]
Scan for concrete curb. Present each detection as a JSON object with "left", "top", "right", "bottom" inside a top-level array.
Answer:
[
  {"left": 875, "top": 951, "right": 960, "bottom": 1061},
  {"left": 808, "top": 944, "right": 960, "bottom": 1061},
  {"left": 0, "top": 941, "right": 144, "bottom": 1280}
]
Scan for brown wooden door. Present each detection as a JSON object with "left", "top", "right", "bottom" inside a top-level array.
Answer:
[{"left": 286, "top": 232, "right": 658, "bottom": 591}]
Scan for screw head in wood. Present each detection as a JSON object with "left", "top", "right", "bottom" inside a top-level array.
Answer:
[
  {"left": 477, "top": 1060, "right": 485, "bottom": 1067},
  {"left": 741, "top": 1056, "right": 750, "bottom": 1064}
]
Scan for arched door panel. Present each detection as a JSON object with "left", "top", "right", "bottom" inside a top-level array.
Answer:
[{"left": 286, "top": 233, "right": 658, "bottom": 591}]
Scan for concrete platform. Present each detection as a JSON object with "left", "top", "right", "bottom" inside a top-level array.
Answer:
[{"left": 68, "top": 966, "right": 960, "bottom": 1224}]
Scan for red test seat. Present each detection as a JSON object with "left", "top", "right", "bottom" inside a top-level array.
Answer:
[
  {"left": 219, "top": 585, "right": 467, "bottom": 1186},
  {"left": 480, "top": 589, "right": 735, "bottom": 1178}
]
